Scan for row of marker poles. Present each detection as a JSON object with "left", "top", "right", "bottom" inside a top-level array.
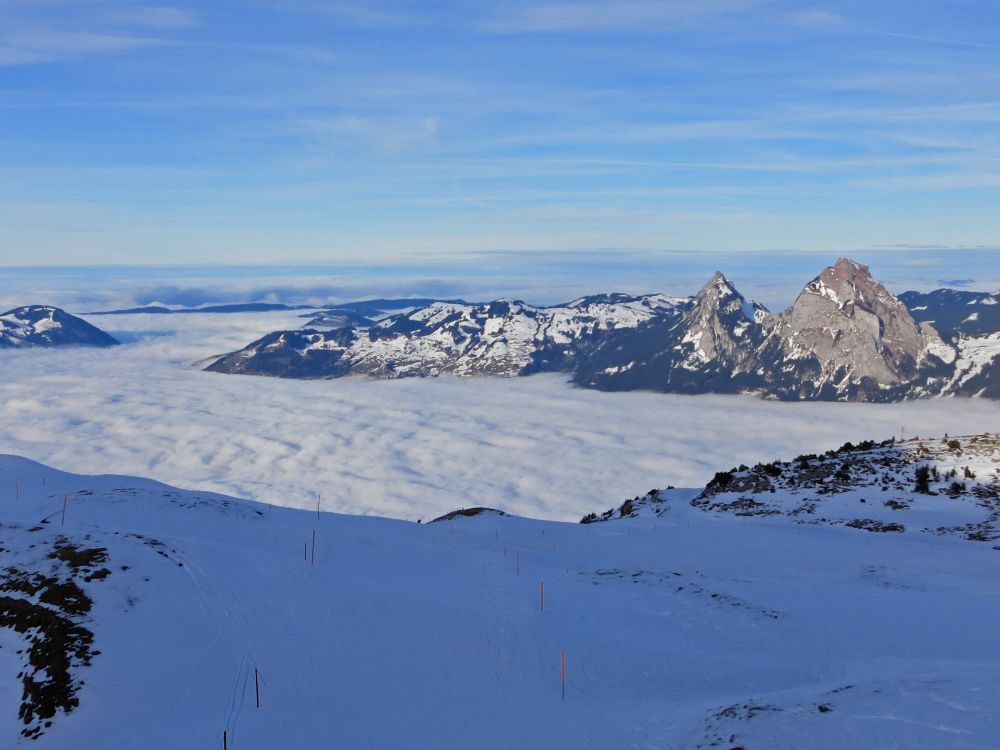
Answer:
[{"left": 499, "top": 532, "right": 569, "bottom": 699}]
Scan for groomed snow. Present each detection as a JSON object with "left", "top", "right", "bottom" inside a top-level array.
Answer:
[{"left": 1, "top": 455, "right": 998, "bottom": 748}]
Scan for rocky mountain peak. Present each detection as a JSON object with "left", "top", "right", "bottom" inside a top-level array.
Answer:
[
  {"left": 701, "top": 271, "right": 739, "bottom": 299},
  {"left": 679, "top": 273, "right": 762, "bottom": 366},
  {"left": 801, "top": 257, "right": 898, "bottom": 312},
  {"left": 770, "top": 258, "right": 944, "bottom": 396}
]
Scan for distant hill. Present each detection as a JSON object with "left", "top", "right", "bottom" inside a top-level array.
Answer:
[
  {"left": 87, "top": 302, "right": 313, "bottom": 315},
  {"left": 0, "top": 305, "right": 119, "bottom": 348}
]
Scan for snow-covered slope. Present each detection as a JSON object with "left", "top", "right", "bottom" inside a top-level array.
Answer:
[
  {"left": 0, "top": 306, "right": 119, "bottom": 349},
  {"left": 206, "top": 293, "right": 686, "bottom": 378},
  {"left": 2, "top": 435, "right": 999, "bottom": 748}
]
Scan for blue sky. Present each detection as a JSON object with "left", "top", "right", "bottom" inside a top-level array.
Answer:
[{"left": 1, "top": 1, "right": 999, "bottom": 266}]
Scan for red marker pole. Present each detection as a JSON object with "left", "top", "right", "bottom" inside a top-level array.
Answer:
[
  {"left": 61, "top": 494, "right": 67, "bottom": 525},
  {"left": 540, "top": 581, "right": 544, "bottom": 612},
  {"left": 561, "top": 652, "right": 566, "bottom": 699},
  {"left": 516, "top": 553, "right": 520, "bottom": 576},
  {"left": 255, "top": 667, "right": 260, "bottom": 708},
  {"left": 223, "top": 730, "right": 228, "bottom": 750},
  {"left": 15, "top": 480, "right": 19, "bottom": 500},
  {"left": 311, "top": 529, "right": 316, "bottom": 567}
]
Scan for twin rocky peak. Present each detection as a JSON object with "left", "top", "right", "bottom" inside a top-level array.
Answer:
[{"left": 208, "top": 258, "right": 1000, "bottom": 402}]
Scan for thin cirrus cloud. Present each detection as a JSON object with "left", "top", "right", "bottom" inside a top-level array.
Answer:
[
  {"left": 2, "top": 1, "right": 1000, "bottom": 263},
  {"left": 106, "top": 6, "right": 199, "bottom": 29},
  {"left": 478, "top": 0, "right": 771, "bottom": 33},
  {"left": 0, "top": 28, "right": 177, "bottom": 65},
  {"left": 2, "top": 310, "right": 1000, "bottom": 522}
]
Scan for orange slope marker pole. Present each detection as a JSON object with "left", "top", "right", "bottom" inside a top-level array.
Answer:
[
  {"left": 311, "top": 529, "right": 317, "bottom": 567},
  {"left": 561, "top": 652, "right": 566, "bottom": 700},
  {"left": 255, "top": 667, "right": 260, "bottom": 708},
  {"left": 61, "top": 494, "right": 68, "bottom": 525}
]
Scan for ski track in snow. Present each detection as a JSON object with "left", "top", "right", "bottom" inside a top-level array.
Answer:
[{"left": 0, "top": 310, "right": 998, "bottom": 521}]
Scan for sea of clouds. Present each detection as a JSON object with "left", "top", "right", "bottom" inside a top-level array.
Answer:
[{"left": 1, "top": 310, "right": 998, "bottom": 521}]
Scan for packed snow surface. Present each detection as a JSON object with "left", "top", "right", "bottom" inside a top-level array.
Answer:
[{"left": 1, "top": 448, "right": 998, "bottom": 748}]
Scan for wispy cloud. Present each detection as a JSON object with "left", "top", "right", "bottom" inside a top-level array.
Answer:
[
  {"left": 107, "top": 6, "right": 199, "bottom": 30},
  {"left": 0, "top": 29, "right": 172, "bottom": 65},
  {"left": 302, "top": 1, "right": 429, "bottom": 29},
  {"left": 787, "top": 9, "right": 846, "bottom": 28},
  {"left": 866, "top": 29, "right": 1000, "bottom": 53},
  {"left": 479, "top": 0, "right": 770, "bottom": 33}
]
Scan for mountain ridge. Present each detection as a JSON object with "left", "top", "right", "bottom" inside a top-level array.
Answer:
[{"left": 205, "top": 259, "right": 1000, "bottom": 401}]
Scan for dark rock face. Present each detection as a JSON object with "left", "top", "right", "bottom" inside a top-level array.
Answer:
[
  {"left": 573, "top": 272, "right": 768, "bottom": 394},
  {"left": 0, "top": 306, "right": 119, "bottom": 348},
  {"left": 205, "top": 259, "right": 1000, "bottom": 401}
]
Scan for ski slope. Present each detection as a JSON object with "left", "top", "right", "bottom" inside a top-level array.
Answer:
[{"left": 2, "top": 451, "right": 999, "bottom": 749}]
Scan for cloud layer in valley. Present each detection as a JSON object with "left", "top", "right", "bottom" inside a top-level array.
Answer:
[{"left": 0, "top": 311, "right": 998, "bottom": 522}]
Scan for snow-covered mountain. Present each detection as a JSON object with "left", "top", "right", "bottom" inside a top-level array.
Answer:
[
  {"left": 897, "top": 289, "right": 1000, "bottom": 399},
  {"left": 206, "top": 293, "right": 686, "bottom": 378},
  {"left": 579, "top": 258, "right": 977, "bottom": 400},
  {"left": 900, "top": 288, "right": 1000, "bottom": 339},
  {"left": 2, "top": 433, "right": 998, "bottom": 748},
  {"left": 573, "top": 272, "right": 771, "bottom": 394},
  {"left": 205, "top": 259, "right": 1000, "bottom": 401},
  {"left": 0, "top": 306, "right": 119, "bottom": 349}
]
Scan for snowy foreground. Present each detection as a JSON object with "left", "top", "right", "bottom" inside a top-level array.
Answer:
[{"left": 2, "top": 439, "right": 1000, "bottom": 749}]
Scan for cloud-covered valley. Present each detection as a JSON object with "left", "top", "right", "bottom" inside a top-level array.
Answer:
[{"left": 1, "top": 310, "right": 998, "bottom": 521}]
